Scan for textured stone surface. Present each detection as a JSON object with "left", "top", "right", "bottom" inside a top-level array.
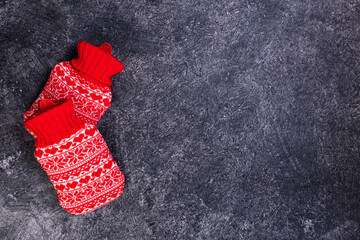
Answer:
[{"left": 1, "top": 0, "right": 360, "bottom": 239}]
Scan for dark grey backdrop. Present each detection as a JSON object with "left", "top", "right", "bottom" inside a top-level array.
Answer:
[{"left": 1, "top": 1, "right": 360, "bottom": 239}]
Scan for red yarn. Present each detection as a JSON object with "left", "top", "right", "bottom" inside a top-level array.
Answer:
[
  {"left": 25, "top": 99, "right": 84, "bottom": 147},
  {"left": 23, "top": 41, "right": 124, "bottom": 133},
  {"left": 23, "top": 41, "right": 126, "bottom": 214},
  {"left": 71, "top": 40, "right": 124, "bottom": 86},
  {"left": 24, "top": 99, "right": 125, "bottom": 215}
]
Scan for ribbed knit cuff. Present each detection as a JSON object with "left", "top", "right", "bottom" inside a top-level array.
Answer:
[
  {"left": 24, "top": 99, "right": 85, "bottom": 148},
  {"left": 70, "top": 41, "right": 125, "bottom": 86}
]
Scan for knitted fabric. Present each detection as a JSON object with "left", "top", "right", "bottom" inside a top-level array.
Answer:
[
  {"left": 25, "top": 99, "right": 125, "bottom": 215},
  {"left": 23, "top": 41, "right": 124, "bottom": 132}
]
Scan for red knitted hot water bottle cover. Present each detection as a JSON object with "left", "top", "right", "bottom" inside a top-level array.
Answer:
[
  {"left": 23, "top": 41, "right": 124, "bottom": 129},
  {"left": 24, "top": 99, "right": 125, "bottom": 215}
]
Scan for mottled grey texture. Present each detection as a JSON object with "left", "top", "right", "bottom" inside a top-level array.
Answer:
[{"left": 0, "top": 0, "right": 360, "bottom": 239}]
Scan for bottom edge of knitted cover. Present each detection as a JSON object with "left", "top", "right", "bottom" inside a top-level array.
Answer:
[{"left": 59, "top": 180, "right": 125, "bottom": 215}]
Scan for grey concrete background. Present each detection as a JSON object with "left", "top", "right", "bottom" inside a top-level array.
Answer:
[{"left": 1, "top": 0, "right": 360, "bottom": 239}]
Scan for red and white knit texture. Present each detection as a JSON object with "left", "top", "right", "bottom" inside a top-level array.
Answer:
[
  {"left": 23, "top": 61, "right": 112, "bottom": 126},
  {"left": 24, "top": 40, "right": 124, "bottom": 138},
  {"left": 34, "top": 124, "right": 125, "bottom": 215},
  {"left": 23, "top": 41, "right": 125, "bottom": 214}
]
